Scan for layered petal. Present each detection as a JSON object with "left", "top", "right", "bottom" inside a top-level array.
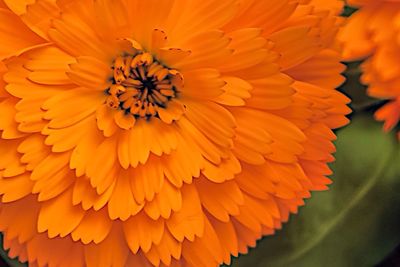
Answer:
[
  {"left": 0, "top": 1, "right": 349, "bottom": 267},
  {"left": 341, "top": 0, "right": 400, "bottom": 136}
]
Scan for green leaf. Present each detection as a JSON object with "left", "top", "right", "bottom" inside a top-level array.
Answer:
[{"left": 231, "top": 114, "right": 400, "bottom": 267}]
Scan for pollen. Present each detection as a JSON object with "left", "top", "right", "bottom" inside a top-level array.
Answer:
[{"left": 106, "top": 52, "right": 183, "bottom": 120}]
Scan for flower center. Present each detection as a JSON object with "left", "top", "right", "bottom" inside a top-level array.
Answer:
[{"left": 105, "top": 51, "right": 182, "bottom": 119}]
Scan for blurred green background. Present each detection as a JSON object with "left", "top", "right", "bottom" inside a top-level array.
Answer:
[{"left": 2, "top": 5, "right": 400, "bottom": 267}]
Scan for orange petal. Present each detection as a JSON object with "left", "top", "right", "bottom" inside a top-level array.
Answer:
[
  {"left": 0, "top": 172, "right": 33, "bottom": 203},
  {"left": 84, "top": 224, "right": 129, "bottom": 267},
  {"left": 67, "top": 56, "right": 111, "bottom": 90},
  {"left": 72, "top": 207, "right": 112, "bottom": 244},
  {"left": 108, "top": 169, "right": 144, "bottom": 221},
  {"left": 123, "top": 212, "right": 164, "bottom": 253},
  {"left": 166, "top": 184, "right": 204, "bottom": 242},
  {"left": 0, "top": 8, "right": 44, "bottom": 59},
  {"left": 38, "top": 188, "right": 85, "bottom": 238}
]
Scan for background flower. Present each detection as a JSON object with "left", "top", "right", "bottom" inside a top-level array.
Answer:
[
  {"left": 340, "top": 0, "right": 400, "bottom": 138},
  {"left": 0, "top": 1, "right": 349, "bottom": 266}
]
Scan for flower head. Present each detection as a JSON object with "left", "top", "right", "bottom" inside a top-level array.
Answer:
[
  {"left": 340, "top": 0, "right": 400, "bottom": 137},
  {"left": 0, "top": 0, "right": 349, "bottom": 266}
]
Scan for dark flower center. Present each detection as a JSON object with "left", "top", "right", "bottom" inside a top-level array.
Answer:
[{"left": 105, "top": 52, "right": 181, "bottom": 119}]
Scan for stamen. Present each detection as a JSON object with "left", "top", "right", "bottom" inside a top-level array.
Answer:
[
  {"left": 123, "top": 57, "right": 133, "bottom": 77},
  {"left": 109, "top": 85, "right": 126, "bottom": 95},
  {"left": 106, "top": 95, "right": 120, "bottom": 109},
  {"left": 155, "top": 68, "right": 169, "bottom": 81},
  {"left": 141, "top": 53, "right": 153, "bottom": 65},
  {"left": 105, "top": 48, "right": 182, "bottom": 121}
]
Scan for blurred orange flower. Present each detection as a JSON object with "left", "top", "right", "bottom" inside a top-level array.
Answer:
[
  {"left": 340, "top": 0, "right": 400, "bottom": 137},
  {"left": 0, "top": 0, "right": 349, "bottom": 266}
]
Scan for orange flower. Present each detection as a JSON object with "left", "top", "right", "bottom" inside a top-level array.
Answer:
[
  {"left": 340, "top": 0, "right": 400, "bottom": 137},
  {"left": 0, "top": 1, "right": 349, "bottom": 266}
]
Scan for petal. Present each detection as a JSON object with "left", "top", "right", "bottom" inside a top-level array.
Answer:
[
  {"left": 0, "top": 8, "right": 44, "bottom": 59},
  {"left": 0, "top": 98, "right": 26, "bottom": 139},
  {"left": 286, "top": 49, "right": 346, "bottom": 89},
  {"left": 173, "top": 30, "right": 232, "bottom": 70},
  {"left": 86, "top": 136, "right": 118, "bottom": 194},
  {"left": 218, "top": 28, "right": 269, "bottom": 72},
  {"left": 129, "top": 156, "right": 164, "bottom": 203},
  {"left": 124, "top": 119, "right": 178, "bottom": 167},
  {"left": 38, "top": 188, "right": 85, "bottom": 238},
  {"left": 48, "top": 12, "right": 114, "bottom": 60},
  {"left": 24, "top": 45, "right": 75, "bottom": 85},
  {"left": 181, "top": 216, "right": 223, "bottom": 267},
  {"left": 177, "top": 116, "right": 229, "bottom": 164},
  {"left": 26, "top": 234, "right": 84, "bottom": 267},
  {"left": 122, "top": 0, "right": 175, "bottom": 48},
  {"left": 208, "top": 216, "right": 239, "bottom": 263},
  {"left": 24, "top": 45, "right": 75, "bottom": 82},
  {"left": 269, "top": 26, "right": 320, "bottom": 70},
  {"left": 123, "top": 212, "right": 164, "bottom": 253},
  {"left": 231, "top": 108, "right": 274, "bottom": 164},
  {"left": 181, "top": 68, "right": 225, "bottom": 100},
  {"left": 196, "top": 178, "right": 244, "bottom": 222},
  {"left": 224, "top": 0, "right": 297, "bottom": 34},
  {"left": 166, "top": 0, "right": 239, "bottom": 44},
  {"left": 0, "top": 138, "right": 25, "bottom": 176},
  {"left": 0, "top": 172, "right": 34, "bottom": 203},
  {"left": 21, "top": 0, "right": 61, "bottom": 40},
  {"left": 245, "top": 73, "right": 295, "bottom": 110},
  {"left": 108, "top": 169, "right": 144, "bottom": 221},
  {"left": 0, "top": 195, "right": 39, "bottom": 243},
  {"left": 184, "top": 101, "right": 236, "bottom": 148},
  {"left": 32, "top": 166, "right": 73, "bottom": 202},
  {"left": 18, "top": 134, "right": 50, "bottom": 171},
  {"left": 67, "top": 56, "right": 112, "bottom": 90},
  {"left": 243, "top": 108, "right": 306, "bottom": 163},
  {"left": 43, "top": 115, "right": 98, "bottom": 153},
  {"left": 3, "top": 0, "right": 34, "bottom": 15},
  {"left": 145, "top": 230, "right": 182, "bottom": 266},
  {"left": 376, "top": 100, "right": 400, "bottom": 131},
  {"left": 72, "top": 176, "right": 116, "bottom": 212},
  {"left": 235, "top": 162, "right": 276, "bottom": 199},
  {"left": 30, "top": 151, "right": 70, "bottom": 181},
  {"left": 163, "top": 137, "right": 203, "bottom": 187},
  {"left": 144, "top": 180, "right": 182, "bottom": 220},
  {"left": 214, "top": 76, "right": 252, "bottom": 106},
  {"left": 96, "top": 104, "right": 119, "bottom": 137},
  {"left": 166, "top": 184, "right": 204, "bottom": 242},
  {"left": 157, "top": 47, "right": 192, "bottom": 67},
  {"left": 72, "top": 207, "right": 112, "bottom": 244},
  {"left": 202, "top": 153, "right": 241, "bottom": 183},
  {"left": 84, "top": 224, "right": 129, "bottom": 267},
  {"left": 114, "top": 111, "right": 136, "bottom": 130},
  {"left": 157, "top": 99, "right": 186, "bottom": 124},
  {"left": 70, "top": 127, "right": 103, "bottom": 177},
  {"left": 339, "top": 7, "right": 376, "bottom": 60}
]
